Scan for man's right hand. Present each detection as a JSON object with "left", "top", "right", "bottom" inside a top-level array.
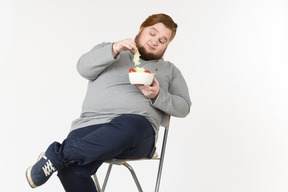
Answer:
[{"left": 112, "top": 38, "right": 138, "bottom": 58}]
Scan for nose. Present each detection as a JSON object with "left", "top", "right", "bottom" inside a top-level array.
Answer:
[{"left": 151, "top": 37, "right": 158, "bottom": 46}]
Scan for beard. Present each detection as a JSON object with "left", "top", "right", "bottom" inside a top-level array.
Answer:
[{"left": 134, "top": 33, "right": 166, "bottom": 61}]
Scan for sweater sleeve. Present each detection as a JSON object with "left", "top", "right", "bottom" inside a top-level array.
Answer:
[
  {"left": 151, "top": 66, "right": 191, "bottom": 117},
  {"left": 76, "top": 42, "right": 119, "bottom": 80}
]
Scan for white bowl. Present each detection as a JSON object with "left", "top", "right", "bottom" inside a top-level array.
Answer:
[{"left": 129, "top": 72, "right": 154, "bottom": 85}]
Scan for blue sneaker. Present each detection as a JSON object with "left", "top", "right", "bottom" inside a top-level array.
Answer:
[{"left": 26, "top": 153, "right": 57, "bottom": 188}]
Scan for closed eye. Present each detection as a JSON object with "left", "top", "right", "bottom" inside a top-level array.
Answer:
[{"left": 159, "top": 39, "right": 166, "bottom": 44}]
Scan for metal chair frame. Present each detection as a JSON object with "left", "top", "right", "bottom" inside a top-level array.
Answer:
[{"left": 93, "top": 117, "right": 170, "bottom": 192}]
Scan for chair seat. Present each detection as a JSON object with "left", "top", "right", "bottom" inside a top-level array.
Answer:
[{"left": 105, "top": 152, "right": 159, "bottom": 165}]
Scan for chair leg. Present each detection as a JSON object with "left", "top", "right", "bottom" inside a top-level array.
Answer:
[
  {"left": 93, "top": 174, "right": 102, "bottom": 192},
  {"left": 123, "top": 162, "right": 143, "bottom": 192},
  {"left": 154, "top": 162, "right": 163, "bottom": 192},
  {"left": 155, "top": 126, "right": 169, "bottom": 192},
  {"left": 101, "top": 164, "right": 113, "bottom": 192},
  {"left": 93, "top": 163, "right": 143, "bottom": 192}
]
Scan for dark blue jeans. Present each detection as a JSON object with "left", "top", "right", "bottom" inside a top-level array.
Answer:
[{"left": 44, "top": 114, "right": 155, "bottom": 192}]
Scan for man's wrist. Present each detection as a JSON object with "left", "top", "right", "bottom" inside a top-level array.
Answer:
[{"left": 112, "top": 43, "right": 119, "bottom": 58}]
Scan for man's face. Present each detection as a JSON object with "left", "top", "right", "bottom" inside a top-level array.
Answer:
[{"left": 135, "top": 22, "right": 172, "bottom": 60}]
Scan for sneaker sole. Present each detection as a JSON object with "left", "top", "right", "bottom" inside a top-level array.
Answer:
[
  {"left": 26, "top": 166, "right": 37, "bottom": 188},
  {"left": 37, "top": 152, "right": 45, "bottom": 161},
  {"left": 25, "top": 152, "right": 44, "bottom": 189}
]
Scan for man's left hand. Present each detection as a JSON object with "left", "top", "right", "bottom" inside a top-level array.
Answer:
[{"left": 135, "top": 77, "right": 160, "bottom": 100}]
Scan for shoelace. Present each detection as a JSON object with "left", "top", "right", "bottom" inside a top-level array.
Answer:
[{"left": 42, "top": 157, "right": 56, "bottom": 177}]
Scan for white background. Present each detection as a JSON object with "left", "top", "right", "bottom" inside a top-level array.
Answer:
[{"left": 1, "top": 0, "right": 288, "bottom": 191}]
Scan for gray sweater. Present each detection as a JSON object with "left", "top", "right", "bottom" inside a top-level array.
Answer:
[{"left": 71, "top": 42, "right": 191, "bottom": 140}]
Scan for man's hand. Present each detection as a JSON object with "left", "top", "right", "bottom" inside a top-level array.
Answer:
[
  {"left": 135, "top": 77, "right": 160, "bottom": 100},
  {"left": 112, "top": 38, "right": 138, "bottom": 57}
]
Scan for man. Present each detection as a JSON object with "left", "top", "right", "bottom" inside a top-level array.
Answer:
[{"left": 26, "top": 13, "right": 191, "bottom": 192}]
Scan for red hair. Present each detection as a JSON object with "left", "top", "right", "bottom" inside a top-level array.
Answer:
[{"left": 140, "top": 13, "right": 178, "bottom": 41}]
